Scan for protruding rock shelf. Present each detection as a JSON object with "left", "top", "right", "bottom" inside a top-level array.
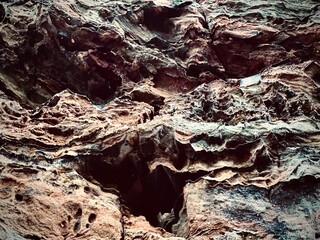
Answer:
[{"left": 0, "top": 0, "right": 319, "bottom": 239}]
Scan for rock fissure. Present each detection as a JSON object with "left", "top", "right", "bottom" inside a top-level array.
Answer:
[{"left": 82, "top": 152, "right": 209, "bottom": 232}]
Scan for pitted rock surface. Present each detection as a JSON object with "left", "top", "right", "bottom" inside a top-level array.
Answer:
[{"left": 0, "top": 0, "right": 319, "bottom": 239}]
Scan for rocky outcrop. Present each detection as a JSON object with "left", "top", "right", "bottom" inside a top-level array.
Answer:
[{"left": 0, "top": 0, "right": 319, "bottom": 239}]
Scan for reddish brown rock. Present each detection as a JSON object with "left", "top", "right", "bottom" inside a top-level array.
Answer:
[
  {"left": 0, "top": 0, "right": 319, "bottom": 239},
  {"left": 0, "top": 154, "right": 123, "bottom": 240}
]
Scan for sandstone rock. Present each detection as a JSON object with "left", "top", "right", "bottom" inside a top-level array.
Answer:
[
  {"left": 0, "top": 154, "right": 123, "bottom": 240},
  {"left": 0, "top": 0, "right": 319, "bottom": 239}
]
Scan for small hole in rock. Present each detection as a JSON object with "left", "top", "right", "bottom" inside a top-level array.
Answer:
[
  {"left": 60, "top": 220, "right": 67, "bottom": 228},
  {"left": 15, "top": 193, "right": 23, "bottom": 201},
  {"left": 88, "top": 213, "right": 96, "bottom": 223},
  {"left": 84, "top": 186, "right": 90, "bottom": 193},
  {"left": 73, "top": 220, "right": 81, "bottom": 232},
  {"left": 24, "top": 234, "right": 41, "bottom": 240},
  {"left": 315, "top": 232, "right": 320, "bottom": 239},
  {"left": 86, "top": 223, "right": 90, "bottom": 228},
  {"left": 76, "top": 208, "right": 82, "bottom": 218}
]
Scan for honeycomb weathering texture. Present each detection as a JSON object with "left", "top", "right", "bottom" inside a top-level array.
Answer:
[{"left": 0, "top": 0, "right": 319, "bottom": 239}]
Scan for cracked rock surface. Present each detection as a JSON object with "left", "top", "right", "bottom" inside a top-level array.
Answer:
[{"left": 0, "top": 0, "right": 320, "bottom": 239}]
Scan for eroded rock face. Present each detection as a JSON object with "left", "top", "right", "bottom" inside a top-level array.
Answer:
[
  {"left": 0, "top": 154, "right": 123, "bottom": 240},
  {"left": 0, "top": 0, "right": 319, "bottom": 239}
]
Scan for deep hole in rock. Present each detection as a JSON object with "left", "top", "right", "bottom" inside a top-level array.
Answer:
[
  {"left": 186, "top": 64, "right": 220, "bottom": 78},
  {"left": 88, "top": 213, "right": 96, "bottom": 223},
  {"left": 143, "top": 6, "right": 181, "bottom": 33},
  {"left": 75, "top": 208, "right": 82, "bottom": 218},
  {"left": 73, "top": 220, "right": 81, "bottom": 233},
  {"left": 60, "top": 220, "right": 67, "bottom": 228},
  {"left": 24, "top": 234, "right": 42, "bottom": 240},
  {"left": 28, "top": 30, "right": 44, "bottom": 47},
  {"left": 15, "top": 193, "right": 23, "bottom": 201},
  {"left": 82, "top": 157, "right": 208, "bottom": 232}
]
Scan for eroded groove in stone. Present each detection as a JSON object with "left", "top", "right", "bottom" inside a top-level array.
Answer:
[{"left": 0, "top": 0, "right": 319, "bottom": 239}]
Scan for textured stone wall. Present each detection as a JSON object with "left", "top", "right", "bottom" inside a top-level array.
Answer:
[{"left": 0, "top": 0, "right": 319, "bottom": 239}]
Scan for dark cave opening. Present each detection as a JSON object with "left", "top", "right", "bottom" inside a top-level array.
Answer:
[
  {"left": 143, "top": 5, "right": 182, "bottom": 34},
  {"left": 82, "top": 156, "right": 208, "bottom": 232}
]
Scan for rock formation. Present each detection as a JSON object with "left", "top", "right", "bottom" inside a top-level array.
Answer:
[{"left": 0, "top": 0, "right": 319, "bottom": 239}]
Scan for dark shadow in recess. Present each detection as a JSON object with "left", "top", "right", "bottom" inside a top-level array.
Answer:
[{"left": 82, "top": 156, "right": 208, "bottom": 232}]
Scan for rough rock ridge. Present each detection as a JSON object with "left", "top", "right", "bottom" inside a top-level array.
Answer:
[{"left": 0, "top": 0, "right": 319, "bottom": 239}]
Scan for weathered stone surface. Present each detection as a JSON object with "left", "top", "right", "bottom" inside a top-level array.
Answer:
[
  {"left": 175, "top": 176, "right": 320, "bottom": 239},
  {"left": 0, "top": 0, "right": 319, "bottom": 239},
  {"left": 0, "top": 154, "right": 123, "bottom": 240}
]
